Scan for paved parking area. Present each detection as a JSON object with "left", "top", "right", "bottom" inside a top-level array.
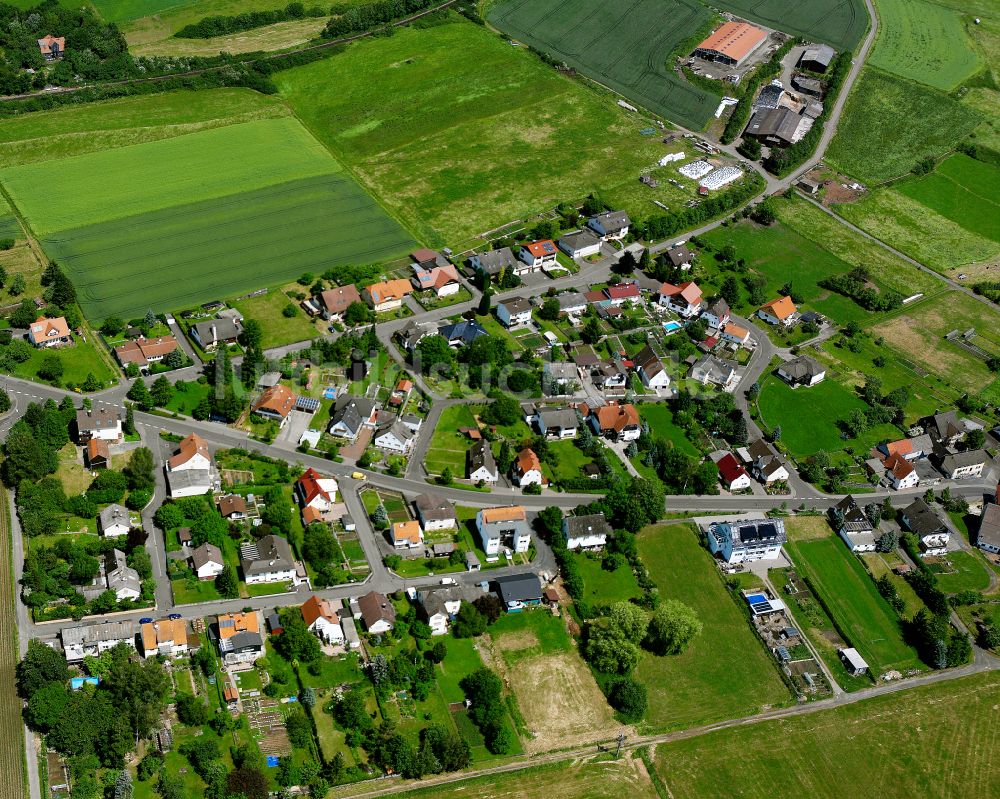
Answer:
[{"left": 273, "top": 410, "right": 314, "bottom": 450}]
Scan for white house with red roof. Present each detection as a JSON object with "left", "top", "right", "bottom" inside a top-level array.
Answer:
[
  {"left": 517, "top": 240, "right": 558, "bottom": 272},
  {"left": 758, "top": 296, "right": 798, "bottom": 327},
  {"left": 28, "top": 316, "right": 72, "bottom": 348},
  {"left": 659, "top": 282, "right": 703, "bottom": 317},
  {"left": 604, "top": 282, "right": 641, "bottom": 306},
  {"left": 296, "top": 468, "right": 339, "bottom": 513},
  {"left": 717, "top": 453, "right": 752, "bottom": 491},
  {"left": 301, "top": 595, "right": 344, "bottom": 645},
  {"left": 411, "top": 263, "right": 461, "bottom": 297}
]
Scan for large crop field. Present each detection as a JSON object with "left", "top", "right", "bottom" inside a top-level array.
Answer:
[
  {"left": 827, "top": 68, "right": 982, "bottom": 184},
  {"left": 895, "top": 153, "right": 1000, "bottom": 243},
  {"left": 635, "top": 525, "right": 791, "bottom": 732},
  {"left": 652, "top": 673, "right": 1000, "bottom": 799},
  {"left": 4, "top": 117, "right": 336, "bottom": 236},
  {"left": 787, "top": 537, "right": 923, "bottom": 674},
  {"left": 487, "top": 0, "right": 719, "bottom": 130},
  {"left": 869, "top": 0, "right": 981, "bottom": 90},
  {"left": 714, "top": 0, "right": 868, "bottom": 50},
  {"left": 277, "top": 18, "right": 679, "bottom": 246},
  {"left": 0, "top": 94, "right": 412, "bottom": 322}
]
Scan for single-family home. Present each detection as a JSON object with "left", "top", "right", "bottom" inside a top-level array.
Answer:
[
  {"left": 689, "top": 354, "right": 737, "bottom": 389},
  {"left": 476, "top": 506, "right": 531, "bottom": 560},
  {"left": 745, "top": 439, "right": 789, "bottom": 484},
  {"left": 938, "top": 450, "right": 989, "bottom": 480},
  {"left": 467, "top": 439, "right": 498, "bottom": 483},
  {"left": 518, "top": 240, "right": 558, "bottom": 272},
  {"left": 86, "top": 439, "right": 109, "bottom": 470},
  {"left": 603, "top": 282, "right": 642, "bottom": 306},
  {"left": 976, "top": 502, "right": 1000, "bottom": 555},
  {"left": 37, "top": 34, "right": 65, "bottom": 60},
  {"left": 526, "top": 405, "right": 577, "bottom": 438},
  {"left": 833, "top": 495, "right": 877, "bottom": 552},
  {"left": 496, "top": 296, "right": 533, "bottom": 329},
  {"left": 240, "top": 535, "right": 297, "bottom": 585},
  {"left": 414, "top": 493, "right": 457, "bottom": 531},
  {"left": 702, "top": 297, "right": 730, "bottom": 329},
  {"left": 191, "top": 542, "right": 225, "bottom": 580},
  {"left": 584, "top": 401, "right": 641, "bottom": 441},
  {"left": 469, "top": 247, "right": 517, "bottom": 278},
  {"left": 106, "top": 549, "right": 141, "bottom": 601},
  {"left": 191, "top": 317, "right": 241, "bottom": 351},
  {"left": 721, "top": 322, "right": 751, "bottom": 347},
  {"left": 880, "top": 452, "right": 919, "bottom": 490},
  {"left": 494, "top": 574, "right": 543, "bottom": 611},
  {"left": 901, "top": 498, "right": 950, "bottom": 556},
  {"left": 512, "top": 448, "right": 543, "bottom": 488},
  {"left": 99, "top": 504, "right": 131, "bottom": 537},
  {"left": 28, "top": 316, "right": 72, "bottom": 348},
  {"left": 76, "top": 408, "right": 122, "bottom": 444},
  {"left": 417, "top": 587, "right": 463, "bottom": 635},
  {"left": 167, "top": 468, "right": 214, "bottom": 499},
  {"left": 397, "top": 319, "right": 436, "bottom": 353},
  {"left": 296, "top": 468, "right": 339, "bottom": 517},
  {"left": 877, "top": 435, "right": 934, "bottom": 463},
  {"left": 558, "top": 229, "right": 603, "bottom": 259},
  {"left": 706, "top": 518, "right": 786, "bottom": 563},
  {"left": 252, "top": 384, "right": 296, "bottom": 426},
  {"left": 218, "top": 494, "right": 247, "bottom": 520},
  {"left": 114, "top": 335, "right": 179, "bottom": 370},
  {"left": 362, "top": 279, "right": 414, "bottom": 313},
  {"left": 666, "top": 244, "right": 695, "bottom": 269},
  {"left": 168, "top": 433, "right": 212, "bottom": 472},
  {"left": 140, "top": 617, "right": 189, "bottom": 659},
  {"left": 358, "top": 591, "right": 396, "bottom": 634},
  {"left": 411, "top": 263, "right": 461, "bottom": 297},
  {"left": 214, "top": 612, "right": 264, "bottom": 665},
  {"left": 391, "top": 520, "right": 423, "bottom": 549},
  {"left": 717, "top": 453, "right": 752, "bottom": 491},
  {"left": 839, "top": 647, "right": 869, "bottom": 677},
  {"left": 328, "top": 396, "right": 379, "bottom": 440},
  {"left": 587, "top": 210, "right": 631, "bottom": 240},
  {"left": 757, "top": 296, "right": 798, "bottom": 327},
  {"left": 591, "top": 359, "right": 628, "bottom": 391},
  {"left": 556, "top": 291, "right": 587, "bottom": 316},
  {"left": 777, "top": 355, "right": 826, "bottom": 388},
  {"left": 438, "top": 320, "right": 488, "bottom": 347},
  {"left": 373, "top": 418, "right": 414, "bottom": 454},
  {"left": 301, "top": 595, "right": 344, "bottom": 644},
  {"left": 318, "top": 285, "right": 362, "bottom": 320},
  {"left": 634, "top": 345, "right": 671, "bottom": 390},
  {"left": 61, "top": 621, "right": 134, "bottom": 663},
  {"left": 923, "top": 411, "right": 971, "bottom": 447},
  {"left": 563, "top": 512, "right": 612, "bottom": 550},
  {"left": 659, "top": 281, "right": 703, "bottom": 318},
  {"left": 543, "top": 362, "right": 578, "bottom": 392},
  {"left": 411, "top": 248, "right": 450, "bottom": 270}
]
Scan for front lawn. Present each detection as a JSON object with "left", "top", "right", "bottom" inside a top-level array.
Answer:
[
  {"left": 637, "top": 403, "right": 701, "bottom": 456},
  {"left": 231, "top": 287, "right": 320, "bottom": 349},
  {"left": 163, "top": 379, "right": 212, "bottom": 416},
  {"left": 571, "top": 550, "right": 642, "bottom": 606},
  {"left": 930, "top": 550, "right": 992, "bottom": 594},
  {"left": 8, "top": 338, "right": 116, "bottom": 389},
  {"left": 424, "top": 404, "right": 478, "bottom": 477}
]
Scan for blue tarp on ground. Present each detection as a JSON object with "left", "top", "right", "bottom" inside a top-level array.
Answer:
[{"left": 266, "top": 756, "right": 280, "bottom": 768}]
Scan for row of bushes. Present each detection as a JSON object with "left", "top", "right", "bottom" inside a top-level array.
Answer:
[
  {"left": 636, "top": 172, "right": 766, "bottom": 241},
  {"left": 177, "top": 2, "right": 327, "bottom": 38},
  {"left": 322, "top": 0, "right": 439, "bottom": 38},
  {"left": 820, "top": 267, "right": 904, "bottom": 311}
]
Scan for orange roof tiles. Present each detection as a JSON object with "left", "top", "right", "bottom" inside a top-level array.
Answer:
[
  {"left": 515, "top": 448, "right": 541, "bottom": 474},
  {"left": 86, "top": 438, "right": 109, "bottom": 462},
  {"left": 301, "top": 595, "right": 340, "bottom": 627},
  {"left": 696, "top": 21, "right": 767, "bottom": 62},
  {"left": 29, "top": 316, "right": 70, "bottom": 343},
  {"left": 591, "top": 402, "right": 640, "bottom": 433},
  {"left": 480, "top": 506, "right": 526, "bottom": 523},
  {"left": 365, "top": 279, "right": 414, "bottom": 305},
  {"left": 723, "top": 322, "right": 749, "bottom": 339},
  {"left": 254, "top": 385, "right": 295, "bottom": 419},
  {"left": 660, "top": 281, "right": 702, "bottom": 304},
  {"left": 391, "top": 520, "right": 423, "bottom": 545},
  {"left": 524, "top": 240, "right": 557, "bottom": 258},
  {"left": 217, "top": 612, "right": 258, "bottom": 639},
  {"left": 168, "top": 433, "right": 210, "bottom": 470},
  {"left": 141, "top": 618, "right": 187, "bottom": 652},
  {"left": 760, "top": 295, "right": 798, "bottom": 320},
  {"left": 114, "top": 335, "right": 179, "bottom": 367},
  {"left": 297, "top": 467, "right": 337, "bottom": 507}
]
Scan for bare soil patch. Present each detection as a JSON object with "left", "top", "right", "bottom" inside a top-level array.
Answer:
[{"left": 493, "top": 629, "right": 540, "bottom": 652}]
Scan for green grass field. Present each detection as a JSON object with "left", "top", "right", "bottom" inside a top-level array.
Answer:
[
  {"left": 715, "top": 0, "right": 867, "bottom": 50},
  {"left": 652, "top": 672, "right": 1000, "bottom": 799},
  {"left": 757, "top": 375, "right": 902, "bottom": 459},
  {"left": 930, "top": 550, "right": 992, "bottom": 594},
  {"left": 870, "top": 0, "right": 981, "bottom": 90},
  {"left": 827, "top": 68, "right": 983, "bottom": 183},
  {"left": 488, "top": 0, "right": 718, "bottom": 130},
  {"left": 637, "top": 403, "right": 701, "bottom": 457},
  {"left": 277, "top": 18, "right": 681, "bottom": 246},
  {"left": 43, "top": 173, "right": 412, "bottom": 321},
  {"left": 874, "top": 291, "right": 1000, "bottom": 398},
  {"left": 787, "top": 537, "right": 923, "bottom": 674},
  {"left": 425, "top": 404, "right": 478, "bottom": 477},
  {"left": 635, "top": 524, "right": 792, "bottom": 732},
  {"left": 572, "top": 551, "right": 642, "bottom": 606},
  {"left": 4, "top": 117, "right": 337, "bottom": 235},
  {"left": 895, "top": 153, "right": 1000, "bottom": 242},
  {"left": 231, "top": 289, "right": 319, "bottom": 349}
]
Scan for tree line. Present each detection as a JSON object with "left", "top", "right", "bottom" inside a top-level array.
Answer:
[
  {"left": 176, "top": 2, "right": 328, "bottom": 39},
  {"left": 322, "top": 0, "right": 439, "bottom": 38}
]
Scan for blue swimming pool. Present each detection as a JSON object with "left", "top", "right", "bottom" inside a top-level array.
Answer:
[
  {"left": 663, "top": 321, "right": 682, "bottom": 335},
  {"left": 746, "top": 593, "right": 767, "bottom": 605}
]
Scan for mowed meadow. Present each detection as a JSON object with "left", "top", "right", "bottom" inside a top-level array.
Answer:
[{"left": 0, "top": 89, "right": 413, "bottom": 321}]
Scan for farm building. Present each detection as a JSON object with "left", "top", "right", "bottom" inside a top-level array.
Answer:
[
  {"left": 839, "top": 647, "right": 868, "bottom": 676},
  {"left": 693, "top": 21, "right": 767, "bottom": 67},
  {"left": 799, "top": 43, "right": 836, "bottom": 72},
  {"left": 792, "top": 75, "right": 824, "bottom": 98},
  {"left": 745, "top": 107, "right": 801, "bottom": 146}
]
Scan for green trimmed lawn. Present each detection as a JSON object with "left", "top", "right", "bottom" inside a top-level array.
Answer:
[
  {"left": 635, "top": 524, "right": 792, "bottom": 732},
  {"left": 299, "top": 653, "right": 364, "bottom": 690},
  {"left": 231, "top": 288, "right": 319, "bottom": 349},
  {"left": 164, "top": 379, "right": 212, "bottom": 416},
  {"left": 4, "top": 338, "right": 116, "bottom": 389},
  {"left": 652, "top": 672, "right": 1000, "bottom": 799},
  {"left": 425, "top": 404, "right": 477, "bottom": 477},
  {"left": 545, "top": 439, "right": 597, "bottom": 484},
  {"left": 572, "top": 551, "right": 642, "bottom": 606},
  {"left": 931, "top": 550, "right": 992, "bottom": 594},
  {"left": 244, "top": 581, "right": 295, "bottom": 597},
  {"left": 757, "top": 375, "right": 903, "bottom": 459},
  {"left": 637, "top": 403, "right": 700, "bottom": 457},
  {"left": 787, "top": 538, "right": 923, "bottom": 674},
  {"left": 435, "top": 637, "right": 485, "bottom": 705}
]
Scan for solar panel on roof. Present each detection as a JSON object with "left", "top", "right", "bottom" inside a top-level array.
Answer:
[{"left": 296, "top": 397, "right": 320, "bottom": 412}]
